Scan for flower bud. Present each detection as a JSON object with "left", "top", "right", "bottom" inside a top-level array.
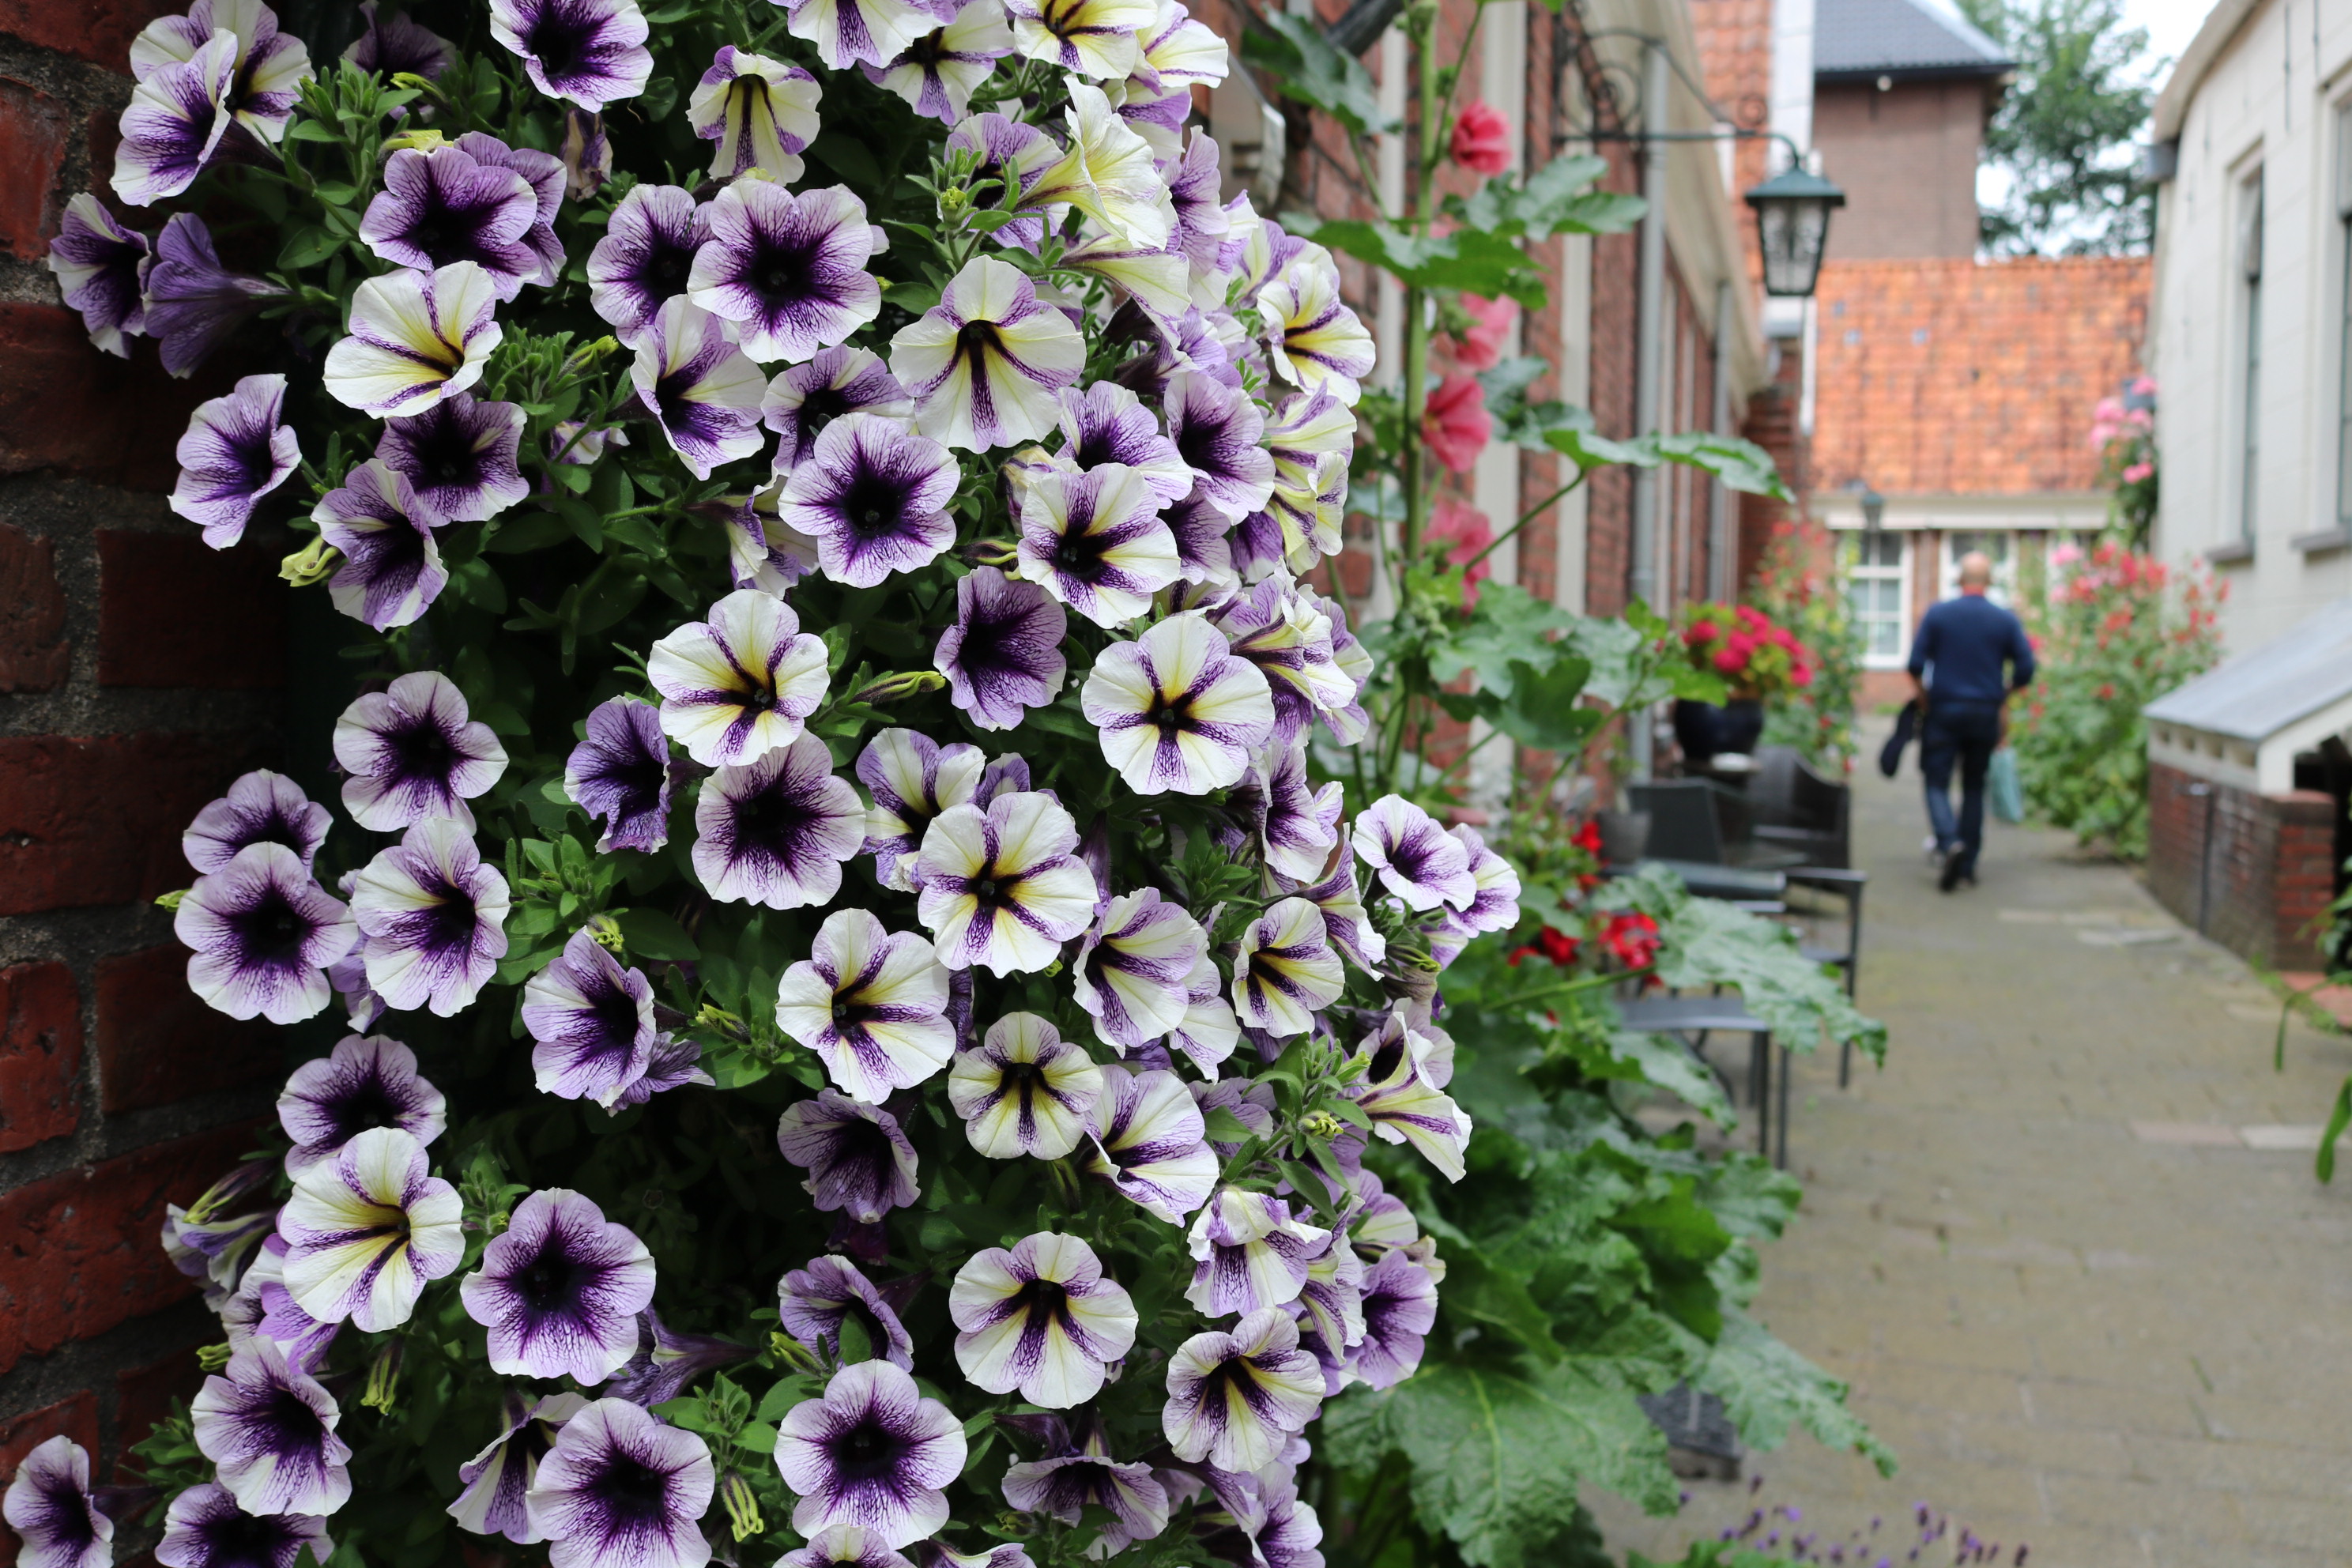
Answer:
[
  {"left": 280, "top": 538, "right": 342, "bottom": 587},
  {"left": 720, "top": 1471, "right": 764, "bottom": 1541}
]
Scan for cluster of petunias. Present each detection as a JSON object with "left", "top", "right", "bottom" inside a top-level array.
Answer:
[{"left": 11, "top": 0, "right": 1545, "bottom": 1563}]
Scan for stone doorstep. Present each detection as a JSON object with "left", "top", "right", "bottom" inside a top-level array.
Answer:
[{"left": 2128, "top": 1121, "right": 2352, "bottom": 1150}]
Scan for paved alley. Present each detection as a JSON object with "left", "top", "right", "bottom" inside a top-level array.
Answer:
[{"left": 1589, "top": 748, "right": 2352, "bottom": 1566}]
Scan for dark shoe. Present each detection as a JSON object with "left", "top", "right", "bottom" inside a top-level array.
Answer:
[{"left": 1939, "top": 853, "right": 1966, "bottom": 893}]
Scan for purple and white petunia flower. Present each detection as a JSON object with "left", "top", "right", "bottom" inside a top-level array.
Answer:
[
  {"left": 175, "top": 843, "right": 355, "bottom": 1025},
  {"left": 1184, "top": 1188, "right": 1329, "bottom": 1318},
  {"left": 1263, "top": 386, "right": 1355, "bottom": 488},
  {"left": 348, "top": 1, "right": 453, "bottom": 78},
  {"left": 1016, "top": 83, "right": 1172, "bottom": 248},
  {"left": 1347, "top": 1248, "right": 1438, "bottom": 1389},
  {"left": 45, "top": 195, "right": 149, "bottom": 357},
  {"left": 588, "top": 185, "right": 709, "bottom": 348},
  {"left": 140, "top": 213, "right": 286, "bottom": 376},
  {"left": 946, "top": 1012, "right": 1103, "bottom": 1159},
  {"left": 130, "top": 0, "right": 313, "bottom": 145},
  {"left": 778, "top": 1255, "right": 915, "bottom": 1370},
  {"left": 688, "top": 183, "right": 883, "bottom": 366},
  {"left": 782, "top": 1527, "right": 916, "bottom": 1568},
  {"left": 1061, "top": 229, "right": 1189, "bottom": 319},
  {"left": 775, "top": 1361, "right": 967, "bottom": 1549},
  {"left": 280, "top": 1125, "right": 463, "bottom": 1331},
  {"left": 448, "top": 1392, "right": 589, "bottom": 1544},
  {"left": 1012, "top": 464, "right": 1179, "bottom": 628},
  {"left": 609, "top": 1035, "right": 713, "bottom": 1110},
  {"left": 912, "top": 1539, "right": 1039, "bottom": 1568},
  {"left": 184, "top": 767, "right": 330, "bottom": 874},
  {"left": 352, "top": 819, "right": 511, "bottom": 1016},
  {"left": 722, "top": 481, "right": 820, "bottom": 595},
  {"left": 1003, "top": 0, "right": 1157, "bottom": 78},
  {"left": 461, "top": 1189, "right": 656, "bottom": 1384},
  {"left": 359, "top": 143, "right": 544, "bottom": 300},
  {"left": 1232, "top": 896, "right": 1344, "bottom": 1038},
  {"left": 1260, "top": 260, "right": 1375, "bottom": 406},
  {"left": 156, "top": 1483, "right": 331, "bottom": 1568},
  {"left": 313, "top": 459, "right": 450, "bottom": 631},
  {"left": 489, "top": 0, "right": 654, "bottom": 111},
  {"left": 889, "top": 255, "right": 1084, "bottom": 451},
  {"left": 375, "top": 393, "right": 530, "bottom": 522},
  {"left": 1232, "top": 451, "right": 1348, "bottom": 582},
  {"left": 856, "top": 729, "right": 982, "bottom": 891},
  {"left": 3, "top": 1437, "right": 111, "bottom": 1568},
  {"left": 1054, "top": 382, "right": 1189, "bottom": 503},
  {"left": 1166, "top": 951, "right": 1242, "bottom": 1072},
  {"left": 1351, "top": 795, "right": 1476, "bottom": 912},
  {"left": 323, "top": 261, "right": 503, "bottom": 416},
  {"left": 1349, "top": 1008, "right": 1471, "bottom": 1181},
  {"left": 933, "top": 567, "right": 1068, "bottom": 732},
  {"left": 866, "top": 1, "right": 1012, "bottom": 122},
  {"left": 278, "top": 1034, "right": 446, "bottom": 1173},
  {"left": 1161, "top": 1307, "right": 1325, "bottom": 1473},
  {"left": 564, "top": 697, "right": 674, "bottom": 853},
  {"left": 776, "top": 1091, "right": 922, "bottom": 1223},
  {"left": 649, "top": 589, "right": 830, "bottom": 767},
  {"left": 1209, "top": 579, "right": 1355, "bottom": 744},
  {"left": 242, "top": 1236, "right": 344, "bottom": 1376},
  {"left": 1081, "top": 610, "right": 1275, "bottom": 795},
  {"left": 762, "top": 347, "right": 910, "bottom": 469},
  {"left": 951, "top": 1233, "right": 1137, "bottom": 1408},
  {"left": 455, "top": 131, "right": 566, "bottom": 283},
  {"left": 1163, "top": 129, "right": 1231, "bottom": 275},
  {"left": 1133, "top": 0, "right": 1229, "bottom": 96},
  {"left": 912, "top": 790, "right": 1097, "bottom": 976},
  {"left": 688, "top": 47, "right": 820, "bottom": 182},
  {"left": 1072, "top": 888, "right": 1208, "bottom": 1052},
  {"left": 561, "top": 109, "right": 612, "bottom": 198},
  {"left": 999, "top": 1432, "right": 1169, "bottom": 1554},
  {"left": 778, "top": 414, "right": 958, "bottom": 588},
  {"left": 1160, "top": 493, "right": 1236, "bottom": 589},
  {"left": 522, "top": 928, "right": 660, "bottom": 1106},
  {"left": 1295, "top": 1225, "right": 1366, "bottom": 1359},
  {"left": 1258, "top": 745, "right": 1343, "bottom": 882},
  {"left": 1438, "top": 824, "right": 1522, "bottom": 939},
  {"left": 692, "top": 733, "right": 866, "bottom": 909},
  {"left": 775, "top": 909, "right": 955, "bottom": 1102},
  {"left": 782, "top": 0, "right": 950, "bottom": 74},
  {"left": 111, "top": 29, "right": 236, "bottom": 207},
  {"left": 526, "top": 1398, "right": 714, "bottom": 1568},
  {"left": 629, "top": 298, "right": 768, "bottom": 479},
  {"left": 333, "top": 671, "right": 507, "bottom": 833},
  {"left": 169, "top": 372, "right": 300, "bottom": 546},
  {"left": 606, "top": 1308, "right": 753, "bottom": 1407},
  {"left": 160, "top": 1159, "right": 275, "bottom": 1306},
  {"left": 1272, "top": 847, "right": 1385, "bottom": 973},
  {"left": 1080, "top": 1064, "right": 1217, "bottom": 1222},
  {"left": 1165, "top": 371, "right": 1275, "bottom": 521},
  {"left": 190, "top": 1338, "right": 352, "bottom": 1517},
  {"left": 940, "top": 114, "right": 1056, "bottom": 253}
]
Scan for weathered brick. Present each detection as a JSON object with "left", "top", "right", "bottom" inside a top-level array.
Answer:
[
  {"left": 114, "top": 1336, "right": 209, "bottom": 1474},
  {"left": 0, "top": 733, "right": 268, "bottom": 916},
  {"left": 96, "top": 946, "right": 280, "bottom": 1115},
  {"left": 0, "top": 0, "right": 187, "bottom": 70},
  {"left": 0, "top": 77, "right": 69, "bottom": 260},
  {"left": 96, "top": 532, "right": 287, "bottom": 690},
  {"left": 0, "top": 962, "right": 81, "bottom": 1153},
  {"left": 0, "top": 305, "right": 246, "bottom": 491},
  {"left": 0, "top": 1393, "right": 101, "bottom": 1489},
  {"left": 0, "top": 520, "right": 68, "bottom": 692},
  {"left": 0, "top": 1122, "right": 259, "bottom": 1377}
]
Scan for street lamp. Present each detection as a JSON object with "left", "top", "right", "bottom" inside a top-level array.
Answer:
[
  {"left": 1860, "top": 484, "right": 1884, "bottom": 535},
  {"left": 1745, "top": 164, "right": 1847, "bottom": 298}
]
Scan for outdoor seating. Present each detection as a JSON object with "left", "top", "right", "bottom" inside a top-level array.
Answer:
[
  {"left": 1749, "top": 744, "right": 1854, "bottom": 868},
  {"left": 1617, "top": 993, "right": 1790, "bottom": 1168}
]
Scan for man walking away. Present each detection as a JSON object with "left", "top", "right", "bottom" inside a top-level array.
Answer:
[{"left": 1908, "top": 551, "right": 2035, "bottom": 892}]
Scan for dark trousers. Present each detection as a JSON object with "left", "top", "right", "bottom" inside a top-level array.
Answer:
[{"left": 1920, "top": 702, "right": 2003, "bottom": 873}]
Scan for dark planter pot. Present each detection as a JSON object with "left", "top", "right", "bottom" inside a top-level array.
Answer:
[{"left": 1673, "top": 698, "right": 1765, "bottom": 762}]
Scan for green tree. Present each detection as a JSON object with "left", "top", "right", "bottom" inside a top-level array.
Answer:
[{"left": 1958, "top": 0, "right": 2158, "bottom": 254}]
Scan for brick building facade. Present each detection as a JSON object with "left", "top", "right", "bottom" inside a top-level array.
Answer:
[{"left": 2146, "top": 763, "right": 2338, "bottom": 970}]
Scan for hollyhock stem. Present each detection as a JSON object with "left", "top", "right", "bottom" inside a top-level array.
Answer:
[{"left": 1457, "top": 466, "right": 1593, "bottom": 578}]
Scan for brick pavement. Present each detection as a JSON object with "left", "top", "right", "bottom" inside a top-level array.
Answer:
[{"left": 1589, "top": 749, "right": 2352, "bottom": 1566}]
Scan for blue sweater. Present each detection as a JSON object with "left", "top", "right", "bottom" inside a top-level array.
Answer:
[{"left": 1907, "top": 593, "right": 2035, "bottom": 703}]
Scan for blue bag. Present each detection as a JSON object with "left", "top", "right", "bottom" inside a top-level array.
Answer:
[{"left": 1988, "top": 745, "right": 2024, "bottom": 824}]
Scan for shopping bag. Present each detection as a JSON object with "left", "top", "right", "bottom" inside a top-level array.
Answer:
[{"left": 1988, "top": 745, "right": 2024, "bottom": 824}]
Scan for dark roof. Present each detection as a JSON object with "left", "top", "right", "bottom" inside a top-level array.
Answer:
[{"left": 1815, "top": 0, "right": 2012, "bottom": 81}]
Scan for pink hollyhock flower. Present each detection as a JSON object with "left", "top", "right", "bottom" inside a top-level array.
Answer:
[
  {"left": 1449, "top": 100, "right": 1510, "bottom": 175},
  {"left": 1451, "top": 293, "right": 1514, "bottom": 371},
  {"left": 2122, "top": 461, "right": 2154, "bottom": 483},
  {"left": 1421, "top": 373, "right": 1490, "bottom": 474},
  {"left": 1427, "top": 500, "right": 1493, "bottom": 606}
]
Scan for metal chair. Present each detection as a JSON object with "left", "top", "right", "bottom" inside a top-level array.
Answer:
[{"left": 1616, "top": 993, "right": 1788, "bottom": 1168}]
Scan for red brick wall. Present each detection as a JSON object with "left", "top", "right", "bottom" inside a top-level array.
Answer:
[
  {"left": 0, "top": 0, "right": 292, "bottom": 1506},
  {"left": 2147, "top": 763, "right": 2335, "bottom": 969}
]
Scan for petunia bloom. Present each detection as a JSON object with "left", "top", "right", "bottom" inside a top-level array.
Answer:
[
  {"left": 1004, "top": 0, "right": 1158, "bottom": 79},
  {"left": 277, "top": 1034, "right": 446, "bottom": 1173},
  {"left": 1209, "top": 578, "right": 1356, "bottom": 744},
  {"left": 868, "top": 1, "right": 1011, "bottom": 122},
  {"left": 649, "top": 589, "right": 830, "bottom": 767},
  {"left": 1080, "top": 1064, "right": 1216, "bottom": 1222},
  {"left": 375, "top": 393, "right": 530, "bottom": 522},
  {"left": 332, "top": 670, "right": 507, "bottom": 833},
  {"left": 462, "top": 1188, "right": 656, "bottom": 1384},
  {"left": 946, "top": 1012, "right": 1103, "bottom": 1159},
  {"left": 358, "top": 143, "right": 545, "bottom": 300},
  {"left": 175, "top": 843, "right": 355, "bottom": 1026},
  {"left": 1351, "top": 794, "right": 1476, "bottom": 911},
  {"left": 999, "top": 1434, "right": 1169, "bottom": 1555},
  {"left": 1054, "top": 381, "right": 1190, "bottom": 503},
  {"left": 782, "top": 0, "right": 947, "bottom": 73},
  {"left": 777, "top": 1255, "right": 914, "bottom": 1370},
  {"left": 775, "top": 910, "right": 955, "bottom": 1102},
  {"left": 184, "top": 767, "right": 330, "bottom": 874},
  {"left": 1160, "top": 1308, "right": 1325, "bottom": 1473},
  {"left": 776, "top": 1091, "right": 922, "bottom": 1223},
  {"left": 856, "top": 729, "right": 982, "bottom": 891},
  {"left": 1258, "top": 744, "right": 1343, "bottom": 882},
  {"left": 156, "top": 1483, "right": 330, "bottom": 1568},
  {"left": 488, "top": 0, "right": 654, "bottom": 111},
  {"left": 629, "top": 298, "right": 768, "bottom": 479},
  {"left": 951, "top": 1233, "right": 1137, "bottom": 1408},
  {"left": 1232, "top": 896, "right": 1343, "bottom": 1037},
  {"left": 1348, "top": 1248, "right": 1438, "bottom": 1388},
  {"left": 912, "top": 790, "right": 1097, "bottom": 976},
  {"left": 782, "top": 1527, "right": 918, "bottom": 1568},
  {"left": 1167, "top": 952, "right": 1242, "bottom": 1072},
  {"left": 111, "top": 29, "right": 236, "bottom": 207},
  {"left": 190, "top": 1338, "right": 352, "bottom": 1517},
  {"left": 324, "top": 262, "right": 503, "bottom": 417},
  {"left": 940, "top": 114, "right": 1057, "bottom": 252},
  {"left": 933, "top": 566, "right": 1068, "bottom": 732},
  {"left": 762, "top": 346, "right": 911, "bottom": 469},
  {"left": 522, "top": 928, "right": 661, "bottom": 1106},
  {"left": 169, "top": 372, "right": 299, "bottom": 545},
  {"left": 561, "top": 108, "right": 612, "bottom": 198},
  {"left": 1259, "top": 259, "right": 1375, "bottom": 406},
  {"left": 3, "top": 1437, "right": 111, "bottom": 1568},
  {"left": 688, "top": 182, "right": 884, "bottom": 366},
  {"left": 1166, "top": 370, "right": 1274, "bottom": 520},
  {"left": 564, "top": 697, "right": 674, "bottom": 854},
  {"left": 1016, "top": 82, "right": 1173, "bottom": 250},
  {"left": 280, "top": 1126, "right": 463, "bottom": 1331},
  {"left": 687, "top": 47, "right": 820, "bottom": 182},
  {"left": 1184, "top": 1188, "right": 1329, "bottom": 1318},
  {"left": 348, "top": 2, "right": 453, "bottom": 78},
  {"left": 1072, "top": 888, "right": 1207, "bottom": 1051},
  {"left": 526, "top": 1399, "right": 714, "bottom": 1568},
  {"left": 778, "top": 413, "right": 959, "bottom": 588},
  {"left": 692, "top": 734, "right": 867, "bottom": 909},
  {"left": 139, "top": 212, "right": 285, "bottom": 376},
  {"left": 1013, "top": 464, "right": 1179, "bottom": 628},
  {"left": 1349, "top": 1008, "right": 1472, "bottom": 1181},
  {"left": 1081, "top": 610, "right": 1275, "bottom": 795},
  {"left": 1438, "top": 824, "right": 1522, "bottom": 940},
  {"left": 351, "top": 819, "right": 512, "bottom": 1016},
  {"left": 775, "top": 1362, "right": 967, "bottom": 1549},
  {"left": 605, "top": 1309, "right": 753, "bottom": 1408},
  {"left": 588, "top": 184, "right": 709, "bottom": 348},
  {"left": 45, "top": 194, "right": 149, "bottom": 357},
  {"left": 448, "top": 1392, "right": 588, "bottom": 1544},
  {"left": 890, "top": 255, "right": 1084, "bottom": 451}
]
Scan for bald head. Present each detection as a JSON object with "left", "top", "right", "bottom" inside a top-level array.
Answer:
[{"left": 1958, "top": 552, "right": 1993, "bottom": 590}]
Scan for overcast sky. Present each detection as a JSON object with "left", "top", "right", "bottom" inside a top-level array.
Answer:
[{"left": 2121, "top": 0, "right": 2214, "bottom": 73}]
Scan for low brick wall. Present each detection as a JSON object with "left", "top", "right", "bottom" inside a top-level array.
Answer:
[{"left": 2147, "top": 761, "right": 2338, "bottom": 970}]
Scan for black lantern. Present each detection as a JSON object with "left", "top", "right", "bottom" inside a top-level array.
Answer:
[
  {"left": 1744, "top": 165, "right": 1846, "bottom": 299},
  {"left": 1860, "top": 484, "right": 1884, "bottom": 534}
]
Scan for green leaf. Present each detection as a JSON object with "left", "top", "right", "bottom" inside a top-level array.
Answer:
[
  {"left": 1488, "top": 657, "right": 1600, "bottom": 752},
  {"left": 1453, "top": 154, "right": 1647, "bottom": 241},
  {"left": 1647, "top": 431, "right": 1792, "bottom": 500},
  {"left": 286, "top": 119, "right": 339, "bottom": 143},
  {"left": 734, "top": 1420, "right": 778, "bottom": 1454},
  {"left": 1240, "top": 15, "right": 1400, "bottom": 138},
  {"left": 638, "top": 76, "right": 678, "bottom": 121},
  {"left": 1427, "top": 582, "right": 1581, "bottom": 695},
  {"left": 1694, "top": 1313, "right": 1897, "bottom": 1476},
  {"left": 2320, "top": 1074, "right": 2352, "bottom": 1182},
  {"left": 277, "top": 228, "right": 341, "bottom": 270},
  {"left": 484, "top": 511, "right": 571, "bottom": 554},
  {"left": 1200, "top": 1106, "right": 1255, "bottom": 1144},
  {"left": 614, "top": 907, "right": 699, "bottom": 960},
  {"left": 1290, "top": 217, "right": 1546, "bottom": 307}
]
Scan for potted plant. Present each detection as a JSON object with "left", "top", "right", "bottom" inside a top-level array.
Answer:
[{"left": 1674, "top": 602, "right": 1815, "bottom": 761}]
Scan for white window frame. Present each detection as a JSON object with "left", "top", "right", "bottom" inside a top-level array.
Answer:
[
  {"left": 1845, "top": 531, "right": 1911, "bottom": 671},
  {"left": 1939, "top": 530, "right": 2018, "bottom": 606},
  {"left": 2237, "top": 168, "right": 2264, "bottom": 551}
]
